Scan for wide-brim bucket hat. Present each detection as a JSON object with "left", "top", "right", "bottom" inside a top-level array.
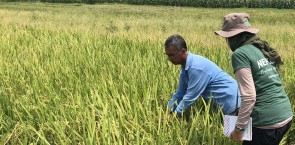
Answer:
[{"left": 215, "top": 13, "right": 259, "bottom": 38}]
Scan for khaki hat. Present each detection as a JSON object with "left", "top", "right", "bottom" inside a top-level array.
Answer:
[{"left": 215, "top": 13, "right": 259, "bottom": 38}]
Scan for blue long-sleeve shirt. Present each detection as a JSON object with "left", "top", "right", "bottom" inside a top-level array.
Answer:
[{"left": 168, "top": 52, "right": 240, "bottom": 115}]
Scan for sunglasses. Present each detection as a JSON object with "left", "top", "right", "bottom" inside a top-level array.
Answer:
[{"left": 164, "top": 49, "right": 182, "bottom": 58}]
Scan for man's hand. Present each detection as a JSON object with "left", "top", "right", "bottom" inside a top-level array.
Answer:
[{"left": 230, "top": 130, "right": 243, "bottom": 142}]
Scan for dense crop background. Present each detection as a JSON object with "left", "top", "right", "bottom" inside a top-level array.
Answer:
[
  {"left": 1, "top": 0, "right": 295, "bottom": 9},
  {"left": 0, "top": 3, "right": 294, "bottom": 145}
]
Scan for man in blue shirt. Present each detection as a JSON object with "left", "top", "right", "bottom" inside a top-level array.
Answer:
[{"left": 165, "top": 34, "right": 240, "bottom": 116}]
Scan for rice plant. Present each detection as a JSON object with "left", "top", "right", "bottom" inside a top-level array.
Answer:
[{"left": 0, "top": 3, "right": 294, "bottom": 145}]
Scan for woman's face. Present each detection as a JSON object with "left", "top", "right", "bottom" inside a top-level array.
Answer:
[
  {"left": 225, "top": 38, "right": 233, "bottom": 60},
  {"left": 226, "top": 38, "right": 231, "bottom": 51}
]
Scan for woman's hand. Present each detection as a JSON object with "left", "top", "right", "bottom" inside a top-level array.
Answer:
[{"left": 230, "top": 130, "right": 243, "bottom": 142}]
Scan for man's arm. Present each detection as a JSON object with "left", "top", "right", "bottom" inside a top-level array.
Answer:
[
  {"left": 174, "top": 69, "right": 211, "bottom": 115},
  {"left": 167, "top": 70, "right": 187, "bottom": 112}
]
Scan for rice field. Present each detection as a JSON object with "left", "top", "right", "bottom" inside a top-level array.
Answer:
[{"left": 0, "top": 2, "right": 294, "bottom": 145}]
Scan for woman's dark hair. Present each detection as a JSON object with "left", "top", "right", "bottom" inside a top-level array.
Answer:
[
  {"left": 228, "top": 32, "right": 283, "bottom": 70},
  {"left": 227, "top": 32, "right": 255, "bottom": 52}
]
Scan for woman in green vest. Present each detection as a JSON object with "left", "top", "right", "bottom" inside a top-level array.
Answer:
[{"left": 215, "top": 13, "right": 293, "bottom": 145}]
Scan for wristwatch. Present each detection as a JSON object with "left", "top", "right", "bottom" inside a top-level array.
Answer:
[{"left": 235, "top": 126, "right": 245, "bottom": 132}]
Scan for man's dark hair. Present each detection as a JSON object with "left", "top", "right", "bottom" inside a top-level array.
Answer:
[{"left": 164, "top": 34, "right": 187, "bottom": 51}]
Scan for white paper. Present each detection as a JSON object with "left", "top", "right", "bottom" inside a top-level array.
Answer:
[{"left": 223, "top": 115, "right": 252, "bottom": 141}]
